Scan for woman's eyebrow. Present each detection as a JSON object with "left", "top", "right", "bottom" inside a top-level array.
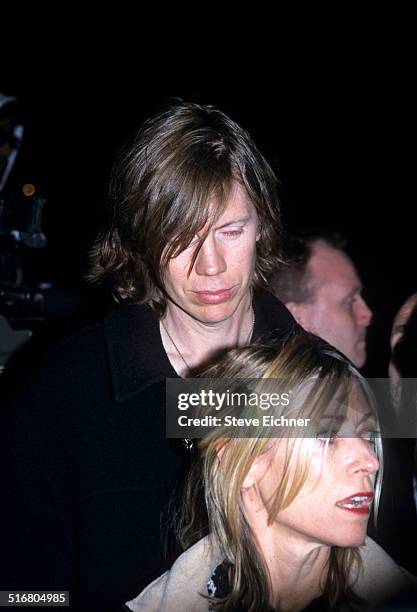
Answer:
[
  {"left": 317, "top": 415, "right": 346, "bottom": 427},
  {"left": 355, "top": 411, "right": 378, "bottom": 429}
]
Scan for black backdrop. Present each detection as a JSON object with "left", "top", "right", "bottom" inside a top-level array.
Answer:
[{"left": 2, "top": 4, "right": 416, "bottom": 374}]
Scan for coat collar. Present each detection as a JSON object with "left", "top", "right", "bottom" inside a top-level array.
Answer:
[{"left": 104, "top": 290, "right": 295, "bottom": 403}]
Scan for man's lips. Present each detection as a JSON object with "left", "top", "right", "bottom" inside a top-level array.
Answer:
[
  {"left": 336, "top": 492, "right": 374, "bottom": 515},
  {"left": 192, "top": 288, "right": 234, "bottom": 304}
]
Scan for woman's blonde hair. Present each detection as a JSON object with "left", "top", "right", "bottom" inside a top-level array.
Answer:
[{"left": 179, "top": 331, "right": 382, "bottom": 611}]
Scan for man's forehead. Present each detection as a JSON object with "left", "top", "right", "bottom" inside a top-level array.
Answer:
[
  {"left": 205, "top": 181, "right": 255, "bottom": 227},
  {"left": 308, "top": 243, "right": 361, "bottom": 293},
  {"left": 216, "top": 181, "right": 253, "bottom": 212}
]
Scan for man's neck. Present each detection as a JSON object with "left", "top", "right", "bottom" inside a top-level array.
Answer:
[{"left": 160, "top": 296, "right": 254, "bottom": 376}]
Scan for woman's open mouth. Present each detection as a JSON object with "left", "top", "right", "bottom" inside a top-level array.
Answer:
[{"left": 336, "top": 492, "right": 373, "bottom": 515}]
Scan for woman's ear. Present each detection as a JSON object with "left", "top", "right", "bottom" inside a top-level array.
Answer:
[
  {"left": 241, "top": 451, "right": 271, "bottom": 489},
  {"left": 240, "top": 452, "right": 275, "bottom": 518},
  {"left": 215, "top": 438, "right": 230, "bottom": 461},
  {"left": 242, "top": 461, "right": 259, "bottom": 489},
  {"left": 216, "top": 440, "right": 267, "bottom": 489}
]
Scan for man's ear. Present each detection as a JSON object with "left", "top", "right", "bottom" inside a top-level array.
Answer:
[{"left": 285, "top": 301, "right": 310, "bottom": 330}]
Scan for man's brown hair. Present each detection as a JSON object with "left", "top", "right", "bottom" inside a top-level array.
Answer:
[
  {"left": 270, "top": 231, "right": 347, "bottom": 304},
  {"left": 88, "top": 101, "right": 282, "bottom": 315}
]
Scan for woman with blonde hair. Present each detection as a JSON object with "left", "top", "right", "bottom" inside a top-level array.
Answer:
[{"left": 127, "top": 331, "right": 415, "bottom": 611}]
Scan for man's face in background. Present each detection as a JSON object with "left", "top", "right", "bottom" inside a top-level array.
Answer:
[{"left": 286, "top": 241, "right": 372, "bottom": 367}]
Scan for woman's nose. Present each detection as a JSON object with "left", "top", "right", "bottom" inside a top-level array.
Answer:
[{"left": 345, "top": 437, "right": 380, "bottom": 475}]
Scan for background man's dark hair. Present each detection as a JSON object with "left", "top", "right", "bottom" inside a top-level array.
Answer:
[
  {"left": 88, "top": 101, "right": 283, "bottom": 315},
  {"left": 270, "top": 230, "right": 347, "bottom": 304}
]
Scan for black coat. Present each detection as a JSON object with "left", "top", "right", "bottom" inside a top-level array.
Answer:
[{"left": 0, "top": 290, "right": 296, "bottom": 611}]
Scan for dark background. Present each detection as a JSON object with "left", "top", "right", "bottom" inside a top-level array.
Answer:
[{"left": 1, "top": 4, "right": 416, "bottom": 375}]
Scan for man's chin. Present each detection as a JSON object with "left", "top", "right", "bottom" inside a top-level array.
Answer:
[
  {"left": 191, "top": 305, "right": 241, "bottom": 325},
  {"left": 189, "top": 291, "right": 251, "bottom": 324},
  {"left": 353, "top": 349, "right": 367, "bottom": 369}
]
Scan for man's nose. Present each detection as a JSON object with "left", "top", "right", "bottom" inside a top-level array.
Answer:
[
  {"left": 356, "top": 297, "right": 372, "bottom": 327},
  {"left": 194, "top": 236, "right": 227, "bottom": 277},
  {"left": 345, "top": 437, "right": 380, "bottom": 476}
]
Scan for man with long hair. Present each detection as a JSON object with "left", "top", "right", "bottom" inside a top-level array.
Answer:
[{"left": 1, "top": 102, "right": 297, "bottom": 611}]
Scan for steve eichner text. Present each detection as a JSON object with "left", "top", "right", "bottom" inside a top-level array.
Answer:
[
  {"left": 177, "top": 414, "right": 311, "bottom": 428},
  {"left": 177, "top": 389, "right": 292, "bottom": 411}
]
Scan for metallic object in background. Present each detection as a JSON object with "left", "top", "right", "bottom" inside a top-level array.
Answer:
[
  {"left": 0, "top": 190, "right": 48, "bottom": 288},
  {"left": 0, "top": 190, "right": 48, "bottom": 372},
  {"left": 0, "top": 191, "right": 47, "bottom": 250}
]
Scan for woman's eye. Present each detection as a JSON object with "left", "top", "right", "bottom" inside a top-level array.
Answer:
[{"left": 360, "top": 431, "right": 379, "bottom": 448}]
